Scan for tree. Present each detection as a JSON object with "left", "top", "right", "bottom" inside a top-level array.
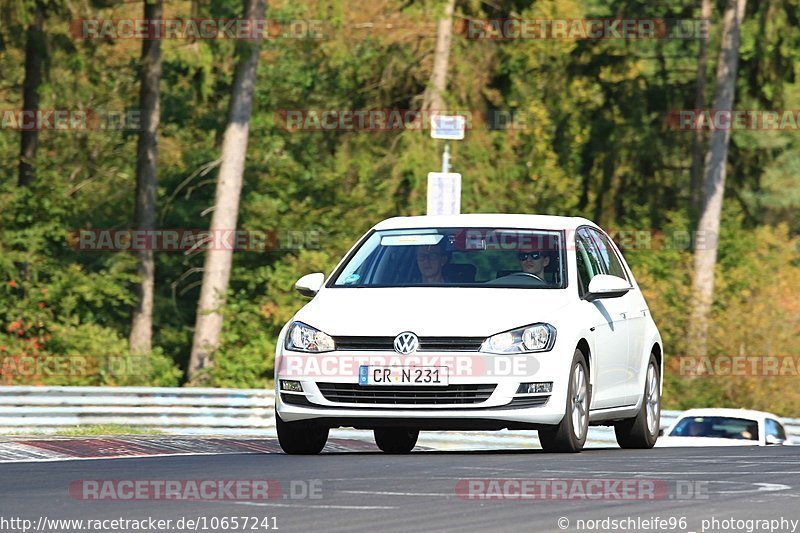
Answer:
[
  {"left": 187, "top": 0, "right": 266, "bottom": 383},
  {"left": 18, "top": 0, "right": 44, "bottom": 187},
  {"left": 421, "top": 0, "right": 455, "bottom": 112},
  {"left": 690, "top": 0, "right": 713, "bottom": 217},
  {"left": 129, "top": 0, "right": 164, "bottom": 354},
  {"left": 687, "top": 0, "right": 748, "bottom": 357}
]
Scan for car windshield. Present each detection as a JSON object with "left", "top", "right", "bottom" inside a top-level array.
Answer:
[
  {"left": 331, "top": 227, "right": 566, "bottom": 288},
  {"left": 669, "top": 416, "right": 759, "bottom": 441}
]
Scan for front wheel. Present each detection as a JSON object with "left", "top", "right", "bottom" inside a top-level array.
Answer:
[
  {"left": 539, "top": 349, "right": 590, "bottom": 453},
  {"left": 374, "top": 428, "right": 419, "bottom": 453},
  {"left": 614, "top": 353, "right": 661, "bottom": 449},
  {"left": 276, "top": 411, "right": 329, "bottom": 455}
]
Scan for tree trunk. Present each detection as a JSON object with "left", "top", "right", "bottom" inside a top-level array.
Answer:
[
  {"left": 690, "top": 0, "right": 713, "bottom": 217},
  {"left": 187, "top": 0, "right": 266, "bottom": 383},
  {"left": 687, "top": 0, "right": 747, "bottom": 357},
  {"left": 422, "top": 0, "right": 455, "bottom": 112},
  {"left": 18, "top": 1, "right": 44, "bottom": 187},
  {"left": 129, "top": 0, "right": 163, "bottom": 355}
]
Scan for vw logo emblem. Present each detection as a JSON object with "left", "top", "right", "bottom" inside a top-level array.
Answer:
[{"left": 393, "top": 332, "right": 419, "bottom": 355}]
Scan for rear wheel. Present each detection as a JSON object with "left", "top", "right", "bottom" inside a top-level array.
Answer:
[
  {"left": 615, "top": 353, "right": 660, "bottom": 449},
  {"left": 539, "top": 349, "right": 590, "bottom": 453},
  {"left": 374, "top": 428, "right": 419, "bottom": 453},
  {"left": 276, "top": 411, "right": 329, "bottom": 455}
]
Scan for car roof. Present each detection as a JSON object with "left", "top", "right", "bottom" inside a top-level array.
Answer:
[
  {"left": 676, "top": 408, "right": 782, "bottom": 422},
  {"left": 372, "top": 214, "right": 597, "bottom": 231}
]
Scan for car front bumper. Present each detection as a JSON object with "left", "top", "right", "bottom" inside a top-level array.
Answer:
[{"left": 274, "top": 348, "right": 572, "bottom": 429}]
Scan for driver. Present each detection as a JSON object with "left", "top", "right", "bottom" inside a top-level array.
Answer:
[
  {"left": 518, "top": 251, "right": 549, "bottom": 280},
  {"left": 687, "top": 420, "right": 705, "bottom": 436},
  {"left": 416, "top": 243, "right": 449, "bottom": 284},
  {"left": 741, "top": 422, "right": 758, "bottom": 440}
]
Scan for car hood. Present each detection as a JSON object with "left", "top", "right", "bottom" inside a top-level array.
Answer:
[
  {"left": 655, "top": 436, "right": 760, "bottom": 447},
  {"left": 294, "top": 287, "right": 572, "bottom": 337}
]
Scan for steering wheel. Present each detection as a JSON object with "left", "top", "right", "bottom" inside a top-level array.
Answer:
[{"left": 508, "top": 272, "right": 544, "bottom": 281}]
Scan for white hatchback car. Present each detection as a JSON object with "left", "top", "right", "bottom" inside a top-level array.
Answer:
[
  {"left": 274, "top": 214, "right": 663, "bottom": 453},
  {"left": 657, "top": 408, "right": 792, "bottom": 447}
]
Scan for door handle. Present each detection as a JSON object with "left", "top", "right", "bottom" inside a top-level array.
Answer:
[{"left": 620, "top": 312, "right": 627, "bottom": 319}]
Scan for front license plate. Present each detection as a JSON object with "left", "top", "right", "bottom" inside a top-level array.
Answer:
[{"left": 358, "top": 366, "right": 449, "bottom": 386}]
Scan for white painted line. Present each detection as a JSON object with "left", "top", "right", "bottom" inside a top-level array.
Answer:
[
  {"left": 539, "top": 470, "right": 800, "bottom": 475},
  {"left": 341, "top": 490, "right": 453, "bottom": 497},
  {"left": 233, "top": 501, "right": 397, "bottom": 510},
  {"left": 717, "top": 482, "right": 791, "bottom": 494}
]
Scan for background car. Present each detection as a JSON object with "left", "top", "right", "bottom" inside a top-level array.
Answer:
[
  {"left": 274, "top": 214, "right": 664, "bottom": 454},
  {"left": 656, "top": 408, "right": 792, "bottom": 447}
]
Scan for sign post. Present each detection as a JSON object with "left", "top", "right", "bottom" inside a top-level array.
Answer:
[{"left": 427, "top": 114, "right": 465, "bottom": 215}]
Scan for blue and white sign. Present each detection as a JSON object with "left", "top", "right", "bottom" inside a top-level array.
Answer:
[{"left": 430, "top": 114, "right": 466, "bottom": 140}]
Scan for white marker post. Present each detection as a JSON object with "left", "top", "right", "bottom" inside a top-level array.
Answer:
[
  {"left": 427, "top": 172, "right": 461, "bottom": 216},
  {"left": 428, "top": 114, "right": 465, "bottom": 215}
]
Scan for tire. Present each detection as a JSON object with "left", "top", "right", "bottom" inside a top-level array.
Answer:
[
  {"left": 614, "top": 353, "right": 661, "bottom": 449},
  {"left": 539, "top": 349, "right": 590, "bottom": 453},
  {"left": 374, "top": 428, "right": 419, "bottom": 453},
  {"left": 276, "top": 411, "right": 329, "bottom": 455}
]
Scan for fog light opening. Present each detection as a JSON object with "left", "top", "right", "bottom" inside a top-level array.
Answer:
[
  {"left": 280, "top": 380, "right": 304, "bottom": 392},
  {"left": 516, "top": 382, "right": 552, "bottom": 394}
]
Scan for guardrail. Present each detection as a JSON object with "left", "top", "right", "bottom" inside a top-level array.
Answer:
[
  {"left": 0, "top": 386, "right": 797, "bottom": 449},
  {"left": 0, "top": 386, "right": 274, "bottom": 431}
]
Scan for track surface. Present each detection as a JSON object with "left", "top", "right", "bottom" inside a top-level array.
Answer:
[{"left": 1, "top": 445, "right": 799, "bottom": 533}]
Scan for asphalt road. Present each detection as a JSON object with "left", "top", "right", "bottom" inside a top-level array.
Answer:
[{"left": 2, "top": 445, "right": 799, "bottom": 533}]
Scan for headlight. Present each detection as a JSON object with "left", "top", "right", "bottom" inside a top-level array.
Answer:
[
  {"left": 480, "top": 323, "right": 556, "bottom": 354},
  {"left": 285, "top": 322, "right": 336, "bottom": 353}
]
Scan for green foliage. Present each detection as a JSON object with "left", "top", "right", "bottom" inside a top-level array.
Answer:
[
  {"left": 52, "top": 425, "right": 164, "bottom": 436},
  {"left": 0, "top": 0, "right": 799, "bottom": 418}
]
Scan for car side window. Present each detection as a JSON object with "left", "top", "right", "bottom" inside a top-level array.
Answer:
[
  {"left": 587, "top": 229, "right": 629, "bottom": 282},
  {"left": 766, "top": 419, "right": 787, "bottom": 440},
  {"left": 575, "top": 230, "right": 603, "bottom": 295}
]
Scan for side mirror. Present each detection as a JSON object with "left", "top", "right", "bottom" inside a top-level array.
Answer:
[
  {"left": 585, "top": 274, "right": 632, "bottom": 302},
  {"left": 765, "top": 434, "right": 786, "bottom": 446},
  {"left": 295, "top": 273, "right": 325, "bottom": 298}
]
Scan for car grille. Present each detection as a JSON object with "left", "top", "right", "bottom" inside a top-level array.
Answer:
[
  {"left": 332, "top": 336, "right": 484, "bottom": 352},
  {"left": 281, "top": 393, "right": 314, "bottom": 406},
  {"left": 493, "top": 396, "right": 550, "bottom": 409},
  {"left": 317, "top": 383, "right": 496, "bottom": 405}
]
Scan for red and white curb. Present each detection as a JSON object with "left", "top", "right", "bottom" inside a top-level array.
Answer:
[{"left": 0, "top": 436, "right": 381, "bottom": 463}]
